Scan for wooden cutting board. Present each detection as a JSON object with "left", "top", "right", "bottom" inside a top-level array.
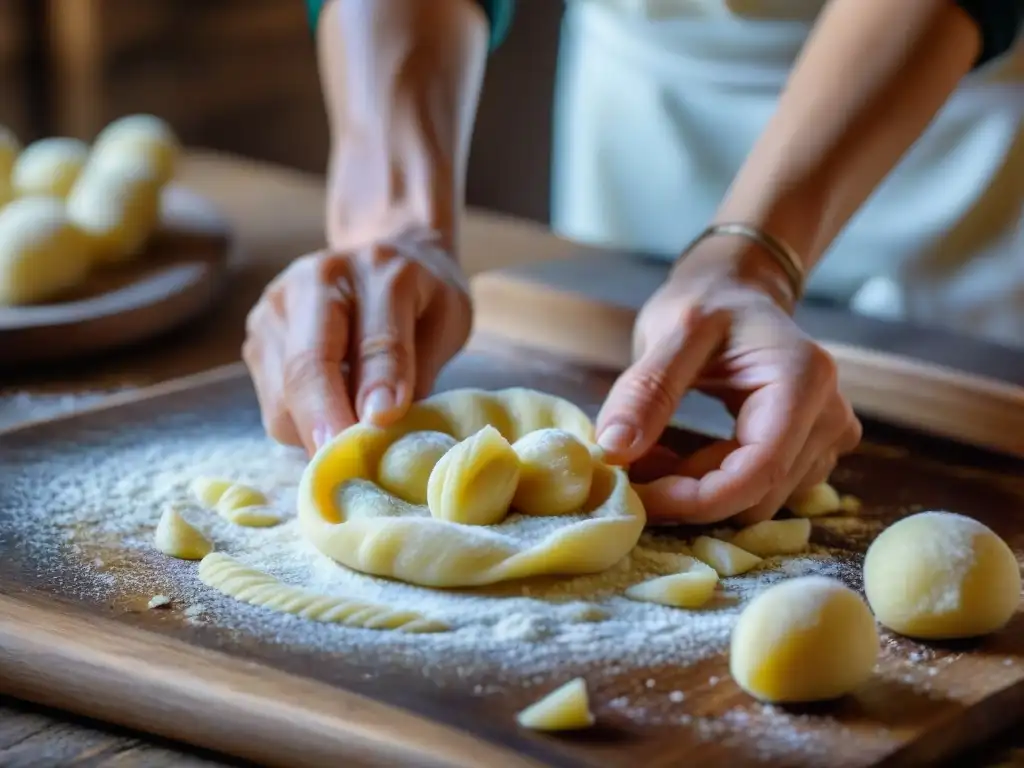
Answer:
[
  {"left": 470, "top": 248, "right": 1024, "bottom": 460},
  {"left": 2, "top": 348, "right": 1024, "bottom": 768},
  {"left": 0, "top": 186, "right": 232, "bottom": 368}
]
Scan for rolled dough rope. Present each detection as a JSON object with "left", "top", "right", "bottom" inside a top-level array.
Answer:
[{"left": 197, "top": 553, "right": 449, "bottom": 634}]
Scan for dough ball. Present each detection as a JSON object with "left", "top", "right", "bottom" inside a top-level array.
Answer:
[
  {"left": 66, "top": 162, "right": 162, "bottom": 264},
  {"left": 92, "top": 114, "right": 179, "bottom": 185},
  {"left": 12, "top": 137, "right": 89, "bottom": 198},
  {"left": 730, "top": 576, "right": 878, "bottom": 703},
  {"left": 864, "top": 511, "right": 1021, "bottom": 640},
  {"left": 427, "top": 425, "right": 520, "bottom": 526},
  {"left": 0, "top": 197, "right": 92, "bottom": 306},
  {"left": 378, "top": 430, "right": 458, "bottom": 505},
  {"left": 0, "top": 125, "right": 20, "bottom": 179},
  {"left": 511, "top": 428, "right": 594, "bottom": 515}
]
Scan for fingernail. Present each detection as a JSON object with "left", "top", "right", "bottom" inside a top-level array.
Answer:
[
  {"left": 597, "top": 423, "right": 639, "bottom": 454},
  {"left": 361, "top": 386, "right": 395, "bottom": 424},
  {"left": 312, "top": 423, "right": 334, "bottom": 450}
]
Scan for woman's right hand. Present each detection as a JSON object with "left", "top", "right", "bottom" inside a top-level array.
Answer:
[{"left": 243, "top": 242, "right": 472, "bottom": 457}]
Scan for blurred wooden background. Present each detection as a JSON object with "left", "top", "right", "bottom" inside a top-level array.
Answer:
[{"left": 0, "top": 0, "right": 562, "bottom": 224}]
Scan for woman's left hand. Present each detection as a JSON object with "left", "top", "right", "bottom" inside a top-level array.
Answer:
[{"left": 594, "top": 241, "right": 862, "bottom": 526}]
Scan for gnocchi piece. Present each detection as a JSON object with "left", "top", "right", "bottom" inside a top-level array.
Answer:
[
  {"left": 839, "top": 494, "right": 862, "bottom": 514},
  {"left": 190, "top": 477, "right": 281, "bottom": 528},
  {"left": 516, "top": 678, "right": 594, "bottom": 731},
  {"left": 154, "top": 507, "right": 212, "bottom": 560},
  {"left": 12, "top": 137, "right": 89, "bottom": 198},
  {"left": 729, "top": 518, "right": 812, "bottom": 558},
  {"left": 92, "top": 114, "right": 180, "bottom": 185},
  {"left": 511, "top": 428, "right": 594, "bottom": 516},
  {"left": 66, "top": 160, "right": 162, "bottom": 264},
  {"left": 0, "top": 125, "right": 20, "bottom": 179},
  {"left": 625, "top": 557, "right": 719, "bottom": 608},
  {"left": 730, "top": 576, "right": 878, "bottom": 703},
  {"left": 864, "top": 511, "right": 1021, "bottom": 639},
  {"left": 0, "top": 197, "right": 92, "bottom": 306},
  {"left": 377, "top": 430, "right": 457, "bottom": 504},
  {"left": 691, "top": 535, "right": 762, "bottom": 577},
  {"left": 787, "top": 482, "right": 842, "bottom": 518},
  {"left": 189, "top": 477, "right": 234, "bottom": 508},
  {"left": 427, "top": 425, "right": 520, "bottom": 525}
]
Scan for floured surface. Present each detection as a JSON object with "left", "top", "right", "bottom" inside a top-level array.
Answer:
[{"left": 3, "top": 355, "right": 1024, "bottom": 767}]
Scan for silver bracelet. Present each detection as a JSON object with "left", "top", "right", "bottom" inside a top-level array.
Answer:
[{"left": 678, "top": 222, "right": 806, "bottom": 302}]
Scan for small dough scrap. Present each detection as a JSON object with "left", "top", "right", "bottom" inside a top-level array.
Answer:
[
  {"left": 148, "top": 595, "right": 171, "bottom": 609},
  {"left": 512, "top": 428, "right": 594, "bottom": 516},
  {"left": 788, "top": 482, "right": 842, "bottom": 518},
  {"left": 190, "top": 477, "right": 281, "bottom": 527},
  {"left": 427, "top": 425, "right": 520, "bottom": 525},
  {"left": 516, "top": 678, "right": 594, "bottom": 731},
  {"left": 729, "top": 518, "right": 812, "bottom": 558},
  {"left": 864, "top": 511, "right": 1021, "bottom": 639},
  {"left": 12, "top": 138, "right": 89, "bottom": 198},
  {"left": 198, "top": 553, "right": 448, "bottom": 633},
  {"left": 692, "top": 535, "right": 762, "bottom": 577},
  {"left": 377, "top": 430, "right": 457, "bottom": 504},
  {"left": 92, "top": 114, "right": 180, "bottom": 185},
  {"left": 839, "top": 494, "right": 862, "bottom": 514},
  {"left": 730, "top": 576, "right": 878, "bottom": 703},
  {"left": 0, "top": 125, "right": 20, "bottom": 179},
  {"left": 625, "top": 557, "right": 719, "bottom": 608},
  {"left": 154, "top": 507, "right": 212, "bottom": 560},
  {"left": 0, "top": 197, "right": 92, "bottom": 306}
]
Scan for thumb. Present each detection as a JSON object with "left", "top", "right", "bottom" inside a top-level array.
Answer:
[{"left": 595, "top": 308, "right": 726, "bottom": 464}]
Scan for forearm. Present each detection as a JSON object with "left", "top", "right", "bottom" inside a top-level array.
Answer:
[
  {"left": 714, "top": 0, "right": 981, "bottom": 275},
  {"left": 317, "top": 0, "right": 488, "bottom": 256}
]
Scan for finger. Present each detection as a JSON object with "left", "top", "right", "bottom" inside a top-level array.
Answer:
[
  {"left": 283, "top": 272, "right": 357, "bottom": 455},
  {"left": 628, "top": 446, "right": 683, "bottom": 484},
  {"left": 352, "top": 260, "right": 422, "bottom": 426},
  {"left": 413, "top": 284, "right": 470, "bottom": 400},
  {"left": 790, "top": 450, "right": 837, "bottom": 495},
  {"left": 243, "top": 305, "right": 303, "bottom": 448},
  {"left": 596, "top": 308, "right": 727, "bottom": 464}
]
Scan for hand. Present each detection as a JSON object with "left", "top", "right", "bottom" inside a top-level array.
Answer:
[
  {"left": 243, "top": 241, "right": 471, "bottom": 456},
  {"left": 594, "top": 242, "right": 862, "bottom": 525}
]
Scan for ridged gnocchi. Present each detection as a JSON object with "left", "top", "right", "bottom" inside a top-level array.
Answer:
[
  {"left": 426, "top": 425, "right": 521, "bottom": 525},
  {"left": 189, "top": 477, "right": 282, "bottom": 527}
]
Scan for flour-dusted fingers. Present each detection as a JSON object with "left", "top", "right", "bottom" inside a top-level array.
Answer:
[{"left": 243, "top": 294, "right": 302, "bottom": 448}]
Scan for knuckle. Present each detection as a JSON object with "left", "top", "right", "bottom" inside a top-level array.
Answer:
[
  {"left": 802, "top": 343, "right": 839, "bottom": 390},
  {"left": 623, "top": 368, "right": 678, "bottom": 415},
  {"left": 359, "top": 334, "right": 411, "bottom": 372}
]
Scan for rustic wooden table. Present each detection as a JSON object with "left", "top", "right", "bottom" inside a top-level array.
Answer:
[{"left": 1, "top": 151, "right": 1022, "bottom": 768}]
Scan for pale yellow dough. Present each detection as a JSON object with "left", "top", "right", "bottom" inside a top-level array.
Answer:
[
  {"left": 377, "top": 430, "right": 456, "bottom": 504},
  {"left": 198, "top": 553, "right": 448, "bottom": 633},
  {"left": 91, "top": 114, "right": 180, "bottom": 185},
  {"left": 516, "top": 678, "right": 594, "bottom": 731},
  {"left": 864, "top": 511, "right": 1021, "bottom": 639},
  {"left": 730, "top": 576, "right": 878, "bottom": 703},
  {"left": 189, "top": 477, "right": 282, "bottom": 527},
  {"left": 691, "top": 536, "right": 762, "bottom": 577},
  {"left": 729, "top": 518, "right": 811, "bottom": 558},
  {"left": 12, "top": 137, "right": 89, "bottom": 198},
  {"left": 154, "top": 507, "right": 212, "bottom": 560},
  {"left": 788, "top": 482, "right": 842, "bottom": 518},
  {"left": 625, "top": 557, "right": 719, "bottom": 608},
  {"left": 298, "top": 388, "right": 646, "bottom": 588},
  {"left": 512, "top": 428, "right": 594, "bottom": 516},
  {"left": 427, "top": 425, "right": 520, "bottom": 525}
]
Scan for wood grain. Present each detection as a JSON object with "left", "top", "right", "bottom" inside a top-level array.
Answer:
[
  {"left": 0, "top": 185, "right": 231, "bottom": 367},
  {"left": 3, "top": 354, "right": 1024, "bottom": 767},
  {"left": 470, "top": 252, "right": 1024, "bottom": 459}
]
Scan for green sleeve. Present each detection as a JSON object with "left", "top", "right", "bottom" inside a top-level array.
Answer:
[{"left": 304, "top": 0, "right": 513, "bottom": 51}]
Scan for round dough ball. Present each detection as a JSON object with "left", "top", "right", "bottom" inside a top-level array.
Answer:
[
  {"left": 0, "top": 197, "right": 92, "bottom": 305},
  {"left": 427, "top": 425, "right": 520, "bottom": 526},
  {"left": 864, "top": 511, "right": 1021, "bottom": 640},
  {"left": 12, "top": 138, "right": 89, "bottom": 198},
  {"left": 92, "top": 114, "right": 179, "bottom": 185},
  {"left": 511, "top": 428, "right": 594, "bottom": 515},
  {"left": 377, "top": 430, "right": 458, "bottom": 505},
  {"left": 730, "top": 576, "right": 878, "bottom": 703},
  {"left": 0, "top": 125, "right": 20, "bottom": 179}
]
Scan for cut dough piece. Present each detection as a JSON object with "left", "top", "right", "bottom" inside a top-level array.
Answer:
[
  {"left": 512, "top": 428, "right": 594, "bottom": 516},
  {"left": 427, "top": 424, "right": 520, "bottom": 525},
  {"left": 154, "top": 507, "right": 212, "bottom": 560},
  {"left": 788, "top": 483, "right": 842, "bottom": 518},
  {"left": 839, "top": 495, "right": 862, "bottom": 514},
  {"left": 298, "top": 388, "right": 646, "bottom": 588},
  {"left": 730, "top": 576, "right": 878, "bottom": 703},
  {"left": 516, "top": 678, "right": 594, "bottom": 731},
  {"left": 92, "top": 114, "right": 180, "bottom": 185},
  {"left": 377, "top": 430, "right": 457, "bottom": 505},
  {"left": 0, "top": 125, "right": 19, "bottom": 178},
  {"left": 198, "top": 553, "right": 448, "bottom": 633},
  {"left": 66, "top": 159, "right": 161, "bottom": 264},
  {"left": 0, "top": 197, "right": 92, "bottom": 306},
  {"left": 148, "top": 595, "right": 171, "bottom": 609},
  {"left": 863, "top": 511, "right": 1021, "bottom": 639},
  {"left": 11, "top": 137, "right": 89, "bottom": 198},
  {"left": 692, "top": 536, "right": 762, "bottom": 577},
  {"left": 625, "top": 557, "right": 719, "bottom": 608},
  {"left": 189, "top": 477, "right": 234, "bottom": 508},
  {"left": 190, "top": 477, "right": 281, "bottom": 527},
  {"left": 729, "top": 518, "right": 811, "bottom": 558}
]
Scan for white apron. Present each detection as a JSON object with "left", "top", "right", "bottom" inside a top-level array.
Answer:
[{"left": 551, "top": 0, "right": 1024, "bottom": 347}]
